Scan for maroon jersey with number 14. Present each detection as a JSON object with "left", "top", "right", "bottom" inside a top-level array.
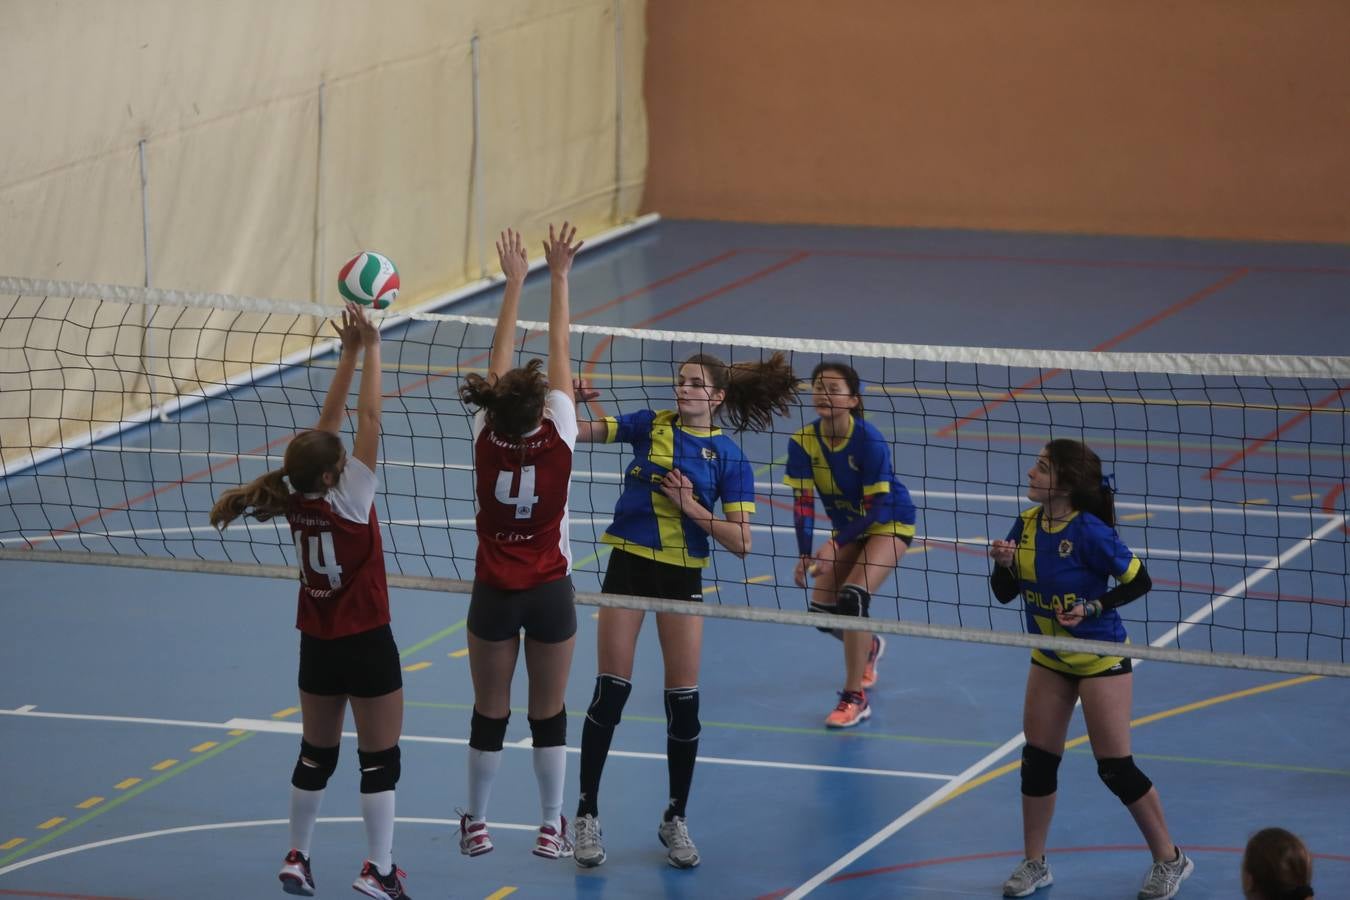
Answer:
[
  {"left": 473, "top": 390, "right": 578, "bottom": 591},
  {"left": 286, "top": 456, "right": 390, "bottom": 639}
]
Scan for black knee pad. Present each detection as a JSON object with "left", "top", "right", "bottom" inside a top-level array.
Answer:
[
  {"left": 470, "top": 708, "right": 510, "bottom": 752},
  {"left": 1020, "top": 744, "right": 1062, "bottom": 798},
  {"left": 837, "top": 583, "right": 871, "bottom": 618},
  {"left": 1097, "top": 755, "right": 1152, "bottom": 806},
  {"left": 664, "top": 687, "right": 701, "bottom": 742},
  {"left": 585, "top": 674, "right": 632, "bottom": 728},
  {"left": 291, "top": 740, "right": 340, "bottom": 792},
  {"left": 528, "top": 707, "right": 568, "bottom": 748},
  {"left": 808, "top": 599, "right": 844, "bottom": 636},
  {"left": 358, "top": 745, "right": 401, "bottom": 794}
]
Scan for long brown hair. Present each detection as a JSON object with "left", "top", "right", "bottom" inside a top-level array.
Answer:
[
  {"left": 683, "top": 351, "right": 799, "bottom": 432},
  {"left": 459, "top": 358, "right": 549, "bottom": 441},
  {"left": 209, "top": 430, "right": 344, "bottom": 528},
  {"left": 1043, "top": 438, "right": 1115, "bottom": 527},
  {"left": 1244, "top": 828, "right": 1314, "bottom": 900}
]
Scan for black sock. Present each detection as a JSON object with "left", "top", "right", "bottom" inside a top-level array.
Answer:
[
  {"left": 664, "top": 737, "right": 698, "bottom": 820},
  {"left": 576, "top": 716, "right": 616, "bottom": 819}
]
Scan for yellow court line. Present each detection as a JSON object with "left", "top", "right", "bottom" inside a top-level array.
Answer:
[
  {"left": 1291, "top": 493, "right": 1318, "bottom": 501},
  {"left": 404, "top": 661, "right": 433, "bottom": 672},
  {"left": 114, "top": 778, "right": 141, "bottom": 790},
  {"left": 746, "top": 575, "right": 774, "bottom": 584},
  {"left": 75, "top": 797, "right": 103, "bottom": 809},
  {"left": 190, "top": 741, "right": 218, "bottom": 753},
  {"left": 151, "top": 759, "right": 178, "bottom": 771},
  {"left": 1120, "top": 513, "right": 1153, "bottom": 521},
  {"left": 870, "top": 384, "right": 1347, "bottom": 415},
  {"left": 1241, "top": 498, "right": 1271, "bottom": 505},
  {"left": 449, "top": 648, "right": 470, "bottom": 659},
  {"left": 941, "top": 674, "right": 1322, "bottom": 806},
  {"left": 0, "top": 838, "right": 23, "bottom": 850},
  {"left": 37, "top": 818, "right": 65, "bottom": 830},
  {"left": 484, "top": 888, "right": 518, "bottom": 900},
  {"left": 271, "top": 707, "right": 300, "bottom": 719},
  {"left": 228, "top": 729, "right": 247, "bottom": 736}
]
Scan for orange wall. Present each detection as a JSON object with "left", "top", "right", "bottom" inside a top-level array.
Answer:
[{"left": 642, "top": 1, "right": 1350, "bottom": 242}]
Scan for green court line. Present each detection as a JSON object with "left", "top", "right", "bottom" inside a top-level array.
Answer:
[
  {"left": 399, "top": 620, "right": 467, "bottom": 660},
  {"left": 0, "top": 731, "right": 255, "bottom": 868},
  {"left": 1067, "top": 746, "right": 1350, "bottom": 778}
]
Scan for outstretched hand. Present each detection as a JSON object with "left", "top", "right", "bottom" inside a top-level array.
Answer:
[
  {"left": 573, "top": 377, "right": 600, "bottom": 403},
  {"left": 496, "top": 228, "right": 528, "bottom": 283},
  {"left": 543, "top": 222, "right": 584, "bottom": 276},
  {"left": 990, "top": 539, "right": 1017, "bottom": 568},
  {"left": 333, "top": 302, "right": 379, "bottom": 351}
]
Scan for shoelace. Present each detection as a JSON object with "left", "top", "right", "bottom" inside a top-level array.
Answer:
[
  {"left": 834, "top": 691, "right": 862, "bottom": 711},
  {"left": 575, "top": 817, "right": 601, "bottom": 842},
  {"left": 664, "top": 818, "right": 694, "bottom": 849}
]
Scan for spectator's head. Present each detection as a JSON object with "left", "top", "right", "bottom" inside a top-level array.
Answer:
[{"left": 1243, "top": 827, "right": 1314, "bottom": 899}]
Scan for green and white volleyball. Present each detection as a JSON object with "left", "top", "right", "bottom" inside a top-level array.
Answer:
[{"left": 338, "top": 251, "right": 400, "bottom": 308}]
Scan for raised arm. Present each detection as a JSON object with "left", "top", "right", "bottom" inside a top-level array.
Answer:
[
  {"left": 348, "top": 302, "right": 382, "bottom": 470},
  {"left": 571, "top": 378, "right": 607, "bottom": 442},
  {"left": 315, "top": 306, "right": 363, "bottom": 435},
  {"left": 489, "top": 228, "right": 529, "bottom": 381},
  {"left": 542, "top": 222, "right": 583, "bottom": 396}
]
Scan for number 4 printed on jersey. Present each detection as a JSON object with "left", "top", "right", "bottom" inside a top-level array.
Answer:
[
  {"left": 496, "top": 465, "right": 539, "bottom": 520},
  {"left": 294, "top": 529, "right": 344, "bottom": 588}
]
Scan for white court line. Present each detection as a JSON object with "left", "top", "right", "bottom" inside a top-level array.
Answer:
[
  {"left": 0, "top": 816, "right": 530, "bottom": 876},
  {"left": 0, "top": 708, "right": 952, "bottom": 784},
  {"left": 782, "top": 512, "right": 1348, "bottom": 899}
]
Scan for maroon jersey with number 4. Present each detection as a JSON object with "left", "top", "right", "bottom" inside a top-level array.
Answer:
[
  {"left": 472, "top": 390, "right": 578, "bottom": 591},
  {"left": 286, "top": 456, "right": 390, "bottom": 639}
]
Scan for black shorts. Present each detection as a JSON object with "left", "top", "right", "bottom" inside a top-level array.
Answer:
[
  {"left": 1032, "top": 655, "right": 1134, "bottom": 682},
  {"left": 602, "top": 549, "right": 704, "bottom": 603},
  {"left": 298, "top": 623, "right": 403, "bottom": 698},
  {"left": 468, "top": 574, "right": 577, "bottom": 643}
]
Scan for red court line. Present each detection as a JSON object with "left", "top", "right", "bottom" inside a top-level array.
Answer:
[
  {"left": 35, "top": 249, "right": 749, "bottom": 544},
  {"left": 935, "top": 268, "right": 1251, "bottom": 438},
  {"left": 1152, "top": 578, "right": 1347, "bottom": 609},
  {"left": 396, "top": 249, "right": 741, "bottom": 397},
  {"left": 735, "top": 246, "right": 1350, "bottom": 276},
  {"left": 580, "top": 251, "right": 809, "bottom": 418},
  {"left": 1206, "top": 386, "right": 1350, "bottom": 480}
]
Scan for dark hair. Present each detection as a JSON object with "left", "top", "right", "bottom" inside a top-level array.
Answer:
[
  {"left": 809, "top": 360, "right": 864, "bottom": 418},
  {"left": 459, "top": 358, "right": 549, "bottom": 441},
  {"left": 682, "top": 351, "right": 799, "bottom": 432},
  {"left": 1244, "top": 828, "right": 1314, "bottom": 900},
  {"left": 1043, "top": 438, "right": 1115, "bottom": 527},
  {"left": 209, "top": 429, "right": 343, "bottom": 528}
]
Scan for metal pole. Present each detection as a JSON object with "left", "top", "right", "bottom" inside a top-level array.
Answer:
[
  {"left": 471, "top": 33, "right": 486, "bottom": 279},
  {"left": 612, "top": 0, "right": 624, "bottom": 223},
  {"left": 137, "top": 139, "right": 169, "bottom": 422},
  {"left": 313, "top": 80, "right": 326, "bottom": 305}
]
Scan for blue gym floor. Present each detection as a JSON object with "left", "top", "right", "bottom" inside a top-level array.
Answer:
[{"left": 1, "top": 219, "right": 1347, "bottom": 899}]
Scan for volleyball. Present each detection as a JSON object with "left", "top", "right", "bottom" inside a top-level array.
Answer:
[{"left": 338, "top": 251, "right": 400, "bottom": 309}]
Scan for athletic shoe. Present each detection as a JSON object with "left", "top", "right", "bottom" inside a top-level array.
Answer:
[
  {"left": 573, "top": 813, "right": 606, "bottom": 868},
  {"left": 824, "top": 690, "right": 871, "bottom": 728},
  {"left": 1138, "top": 847, "right": 1194, "bottom": 900},
  {"left": 533, "top": 815, "right": 574, "bottom": 859},
  {"left": 657, "top": 815, "right": 700, "bottom": 869},
  {"left": 352, "top": 860, "right": 410, "bottom": 900},
  {"left": 278, "top": 849, "right": 315, "bottom": 896},
  {"left": 457, "top": 811, "right": 493, "bottom": 857},
  {"left": 1002, "top": 856, "right": 1053, "bottom": 897},
  {"left": 861, "top": 634, "right": 887, "bottom": 689}
]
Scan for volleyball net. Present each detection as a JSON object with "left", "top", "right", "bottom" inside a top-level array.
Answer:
[{"left": 2, "top": 276, "right": 1347, "bottom": 676}]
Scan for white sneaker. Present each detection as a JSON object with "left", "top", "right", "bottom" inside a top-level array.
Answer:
[
  {"left": 533, "top": 816, "right": 574, "bottom": 859},
  {"left": 1002, "top": 856, "right": 1052, "bottom": 897},
  {"left": 1138, "top": 848, "right": 1194, "bottom": 900},
  {"left": 657, "top": 815, "right": 700, "bottom": 869},
  {"left": 573, "top": 814, "right": 606, "bottom": 868}
]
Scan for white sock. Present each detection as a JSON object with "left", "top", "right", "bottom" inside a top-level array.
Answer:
[
  {"left": 533, "top": 745, "right": 567, "bottom": 829},
  {"left": 359, "top": 790, "right": 396, "bottom": 874},
  {"left": 467, "top": 748, "right": 502, "bottom": 821},
  {"left": 288, "top": 787, "right": 324, "bottom": 856}
]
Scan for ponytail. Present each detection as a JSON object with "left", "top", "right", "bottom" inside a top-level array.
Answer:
[
  {"left": 210, "top": 469, "right": 290, "bottom": 529},
  {"left": 686, "top": 351, "right": 800, "bottom": 433}
]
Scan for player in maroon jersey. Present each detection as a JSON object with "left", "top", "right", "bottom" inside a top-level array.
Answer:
[
  {"left": 453, "top": 224, "right": 583, "bottom": 861},
  {"left": 210, "top": 302, "right": 410, "bottom": 899}
]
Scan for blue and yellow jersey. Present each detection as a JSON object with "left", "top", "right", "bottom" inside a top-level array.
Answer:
[
  {"left": 783, "top": 417, "right": 916, "bottom": 540},
  {"left": 1005, "top": 506, "right": 1142, "bottom": 675},
  {"left": 599, "top": 409, "right": 756, "bottom": 568}
]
